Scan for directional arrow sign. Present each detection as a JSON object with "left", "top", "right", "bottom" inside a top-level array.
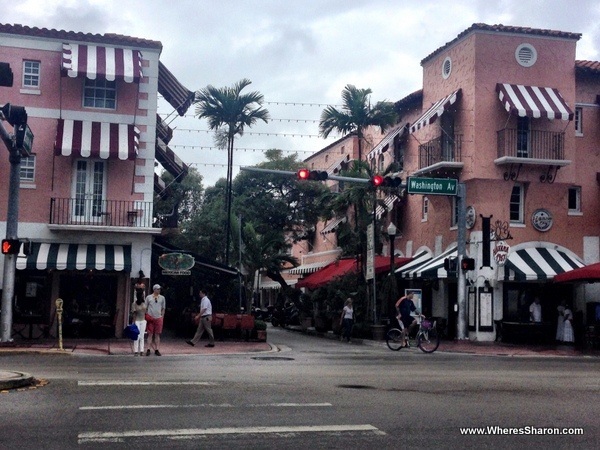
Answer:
[{"left": 407, "top": 177, "right": 458, "bottom": 196}]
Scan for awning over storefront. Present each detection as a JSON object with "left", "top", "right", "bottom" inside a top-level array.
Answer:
[
  {"left": 17, "top": 243, "right": 132, "bottom": 271},
  {"left": 296, "top": 256, "right": 411, "bottom": 290},
  {"left": 496, "top": 83, "right": 574, "bottom": 121},
  {"left": 54, "top": 119, "right": 139, "bottom": 160},
  {"left": 395, "top": 250, "right": 432, "bottom": 277},
  {"left": 287, "top": 260, "right": 335, "bottom": 275},
  {"left": 156, "top": 137, "right": 189, "bottom": 179},
  {"left": 410, "top": 89, "right": 461, "bottom": 133},
  {"left": 259, "top": 280, "right": 297, "bottom": 290},
  {"left": 554, "top": 261, "right": 600, "bottom": 283},
  {"left": 320, "top": 216, "right": 346, "bottom": 235},
  {"left": 158, "top": 61, "right": 195, "bottom": 116},
  {"left": 328, "top": 154, "right": 351, "bottom": 175},
  {"left": 375, "top": 195, "right": 400, "bottom": 220},
  {"left": 417, "top": 247, "right": 458, "bottom": 279},
  {"left": 367, "top": 125, "right": 407, "bottom": 161},
  {"left": 503, "top": 247, "right": 585, "bottom": 281},
  {"left": 61, "top": 43, "right": 143, "bottom": 83}
]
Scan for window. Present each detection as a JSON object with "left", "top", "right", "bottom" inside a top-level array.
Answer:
[
  {"left": 22, "top": 61, "right": 40, "bottom": 88},
  {"left": 377, "top": 154, "right": 384, "bottom": 173},
  {"left": 516, "top": 116, "right": 530, "bottom": 158},
  {"left": 83, "top": 78, "right": 116, "bottom": 109},
  {"left": 20, "top": 155, "right": 35, "bottom": 182},
  {"left": 325, "top": 155, "right": 329, "bottom": 163},
  {"left": 509, "top": 184, "right": 524, "bottom": 224},
  {"left": 422, "top": 197, "right": 429, "bottom": 222},
  {"left": 574, "top": 107, "right": 583, "bottom": 136},
  {"left": 568, "top": 186, "right": 581, "bottom": 214},
  {"left": 451, "top": 196, "right": 458, "bottom": 227}
]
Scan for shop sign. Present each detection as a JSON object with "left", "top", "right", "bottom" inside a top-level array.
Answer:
[
  {"left": 493, "top": 240, "right": 510, "bottom": 266},
  {"left": 158, "top": 252, "right": 195, "bottom": 274},
  {"left": 531, "top": 209, "right": 553, "bottom": 232}
]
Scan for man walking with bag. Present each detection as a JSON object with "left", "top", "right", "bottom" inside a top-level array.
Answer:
[{"left": 186, "top": 289, "right": 215, "bottom": 348}]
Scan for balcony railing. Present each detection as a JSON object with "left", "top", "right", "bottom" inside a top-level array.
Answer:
[
  {"left": 50, "top": 198, "right": 154, "bottom": 228},
  {"left": 418, "top": 134, "right": 463, "bottom": 170},
  {"left": 497, "top": 128, "right": 565, "bottom": 160}
]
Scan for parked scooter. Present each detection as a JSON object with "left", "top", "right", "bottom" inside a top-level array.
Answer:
[{"left": 271, "top": 302, "right": 299, "bottom": 328}]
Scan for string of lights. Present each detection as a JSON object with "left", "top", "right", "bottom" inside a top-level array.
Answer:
[
  {"left": 174, "top": 127, "right": 333, "bottom": 138},
  {"left": 170, "top": 145, "right": 316, "bottom": 153}
]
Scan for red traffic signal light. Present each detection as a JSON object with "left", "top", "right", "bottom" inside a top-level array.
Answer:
[
  {"left": 370, "top": 174, "right": 384, "bottom": 187},
  {"left": 297, "top": 169, "right": 328, "bottom": 181},
  {"left": 1, "top": 239, "right": 20, "bottom": 255}
]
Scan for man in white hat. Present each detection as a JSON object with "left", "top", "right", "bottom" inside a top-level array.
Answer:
[{"left": 145, "top": 284, "right": 166, "bottom": 356}]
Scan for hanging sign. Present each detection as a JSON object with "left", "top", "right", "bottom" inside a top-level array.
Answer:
[
  {"left": 159, "top": 252, "right": 195, "bottom": 276},
  {"left": 493, "top": 240, "right": 510, "bottom": 266}
]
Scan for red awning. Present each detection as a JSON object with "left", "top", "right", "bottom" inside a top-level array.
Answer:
[
  {"left": 61, "top": 43, "right": 143, "bottom": 83},
  {"left": 54, "top": 119, "right": 139, "bottom": 160},
  {"left": 296, "top": 256, "right": 411, "bottom": 290},
  {"left": 553, "top": 262, "right": 600, "bottom": 283}
]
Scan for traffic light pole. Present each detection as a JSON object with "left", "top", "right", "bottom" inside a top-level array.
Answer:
[
  {"left": 0, "top": 122, "right": 22, "bottom": 342},
  {"left": 240, "top": 166, "right": 371, "bottom": 184},
  {"left": 456, "top": 183, "right": 467, "bottom": 340}
]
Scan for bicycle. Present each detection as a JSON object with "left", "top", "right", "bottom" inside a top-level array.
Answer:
[{"left": 386, "top": 316, "right": 440, "bottom": 353}]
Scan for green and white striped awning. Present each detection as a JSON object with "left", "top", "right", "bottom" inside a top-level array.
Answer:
[
  {"left": 503, "top": 247, "right": 584, "bottom": 281},
  {"left": 17, "top": 243, "right": 132, "bottom": 271}
]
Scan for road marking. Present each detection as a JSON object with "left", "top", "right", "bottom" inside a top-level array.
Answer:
[
  {"left": 78, "top": 381, "right": 219, "bottom": 386},
  {"left": 80, "top": 402, "right": 332, "bottom": 411},
  {"left": 78, "top": 424, "right": 382, "bottom": 442}
]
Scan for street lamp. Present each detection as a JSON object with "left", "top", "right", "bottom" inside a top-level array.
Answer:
[{"left": 387, "top": 222, "right": 397, "bottom": 275}]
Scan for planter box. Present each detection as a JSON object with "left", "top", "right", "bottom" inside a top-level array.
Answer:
[{"left": 256, "top": 330, "right": 267, "bottom": 341}]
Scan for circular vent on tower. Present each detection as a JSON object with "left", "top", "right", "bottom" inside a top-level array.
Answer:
[
  {"left": 442, "top": 57, "right": 452, "bottom": 79},
  {"left": 515, "top": 43, "right": 537, "bottom": 67}
]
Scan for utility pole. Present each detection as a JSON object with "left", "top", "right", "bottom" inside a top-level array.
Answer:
[{"left": 456, "top": 183, "right": 468, "bottom": 340}]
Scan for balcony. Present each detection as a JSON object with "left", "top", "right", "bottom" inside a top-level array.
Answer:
[
  {"left": 495, "top": 128, "right": 570, "bottom": 182},
  {"left": 49, "top": 198, "right": 160, "bottom": 232},
  {"left": 414, "top": 134, "right": 463, "bottom": 176}
]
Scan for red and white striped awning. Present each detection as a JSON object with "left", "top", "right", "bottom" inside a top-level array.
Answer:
[
  {"left": 156, "top": 137, "right": 189, "bottom": 180},
  {"left": 61, "top": 43, "right": 143, "bottom": 83},
  {"left": 410, "top": 89, "right": 461, "bottom": 134},
  {"left": 496, "top": 83, "right": 573, "bottom": 121},
  {"left": 367, "top": 125, "right": 407, "bottom": 161},
  {"left": 375, "top": 194, "right": 400, "bottom": 220},
  {"left": 54, "top": 119, "right": 139, "bottom": 160}
]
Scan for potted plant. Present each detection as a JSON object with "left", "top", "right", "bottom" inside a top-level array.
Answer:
[{"left": 254, "top": 320, "right": 267, "bottom": 341}]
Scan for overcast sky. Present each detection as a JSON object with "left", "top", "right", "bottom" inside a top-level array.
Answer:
[{"left": 2, "top": 0, "right": 599, "bottom": 186}]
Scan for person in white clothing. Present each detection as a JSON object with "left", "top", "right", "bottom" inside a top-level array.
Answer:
[
  {"left": 562, "top": 305, "right": 575, "bottom": 344},
  {"left": 186, "top": 289, "right": 215, "bottom": 347},
  {"left": 529, "top": 298, "right": 542, "bottom": 323},
  {"left": 339, "top": 298, "right": 354, "bottom": 342},
  {"left": 130, "top": 297, "right": 147, "bottom": 356},
  {"left": 556, "top": 300, "right": 566, "bottom": 342}
]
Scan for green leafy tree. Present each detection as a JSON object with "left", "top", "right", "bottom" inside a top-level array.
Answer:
[
  {"left": 319, "top": 84, "right": 398, "bottom": 161},
  {"left": 194, "top": 79, "right": 270, "bottom": 265}
]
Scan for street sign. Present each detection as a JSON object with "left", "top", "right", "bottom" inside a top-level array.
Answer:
[{"left": 407, "top": 176, "right": 458, "bottom": 196}]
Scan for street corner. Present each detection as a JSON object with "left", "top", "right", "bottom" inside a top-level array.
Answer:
[{"left": 0, "top": 370, "right": 35, "bottom": 391}]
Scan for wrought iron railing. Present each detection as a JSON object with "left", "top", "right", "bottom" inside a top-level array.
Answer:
[
  {"left": 418, "top": 134, "right": 463, "bottom": 170},
  {"left": 497, "top": 128, "right": 565, "bottom": 160},
  {"left": 49, "top": 198, "right": 155, "bottom": 228}
]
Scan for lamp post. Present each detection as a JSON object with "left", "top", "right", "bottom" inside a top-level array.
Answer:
[{"left": 387, "top": 222, "right": 397, "bottom": 276}]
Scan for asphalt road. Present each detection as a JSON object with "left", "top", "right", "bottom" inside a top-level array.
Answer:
[{"left": 1, "top": 326, "right": 598, "bottom": 449}]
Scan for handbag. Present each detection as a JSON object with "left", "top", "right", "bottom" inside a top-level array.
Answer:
[{"left": 123, "top": 323, "right": 140, "bottom": 340}]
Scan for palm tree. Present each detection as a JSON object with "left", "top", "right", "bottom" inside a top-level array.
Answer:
[
  {"left": 319, "top": 84, "right": 398, "bottom": 161},
  {"left": 194, "top": 79, "right": 270, "bottom": 265}
]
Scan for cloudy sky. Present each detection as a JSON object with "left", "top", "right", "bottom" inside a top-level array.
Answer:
[{"left": 2, "top": 0, "right": 599, "bottom": 186}]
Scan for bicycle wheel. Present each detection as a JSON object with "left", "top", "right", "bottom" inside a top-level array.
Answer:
[
  {"left": 386, "top": 328, "right": 405, "bottom": 351},
  {"left": 417, "top": 326, "right": 440, "bottom": 353}
]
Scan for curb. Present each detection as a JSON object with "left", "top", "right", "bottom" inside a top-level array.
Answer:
[{"left": 0, "top": 370, "right": 35, "bottom": 391}]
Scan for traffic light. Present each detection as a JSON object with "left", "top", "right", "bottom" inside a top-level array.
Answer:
[
  {"left": 370, "top": 173, "right": 402, "bottom": 188},
  {"left": 0, "top": 103, "right": 27, "bottom": 126},
  {"left": 1, "top": 239, "right": 20, "bottom": 255},
  {"left": 297, "top": 169, "right": 328, "bottom": 181},
  {"left": 0, "top": 62, "right": 13, "bottom": 87},
  {"left": 443, "top": 257, "right": 457, "bottom": 274},
  {"left": 461, "top": 257, "right": 475, "bottom": 271}
]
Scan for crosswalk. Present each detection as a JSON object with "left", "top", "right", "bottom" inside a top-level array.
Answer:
[{"left": 76, "top": 380, "right": 386, "bottom": 445}]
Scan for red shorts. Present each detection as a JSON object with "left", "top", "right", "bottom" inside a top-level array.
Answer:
[{"left": 146, "top": 315, "right": 163, "bottom": 334}]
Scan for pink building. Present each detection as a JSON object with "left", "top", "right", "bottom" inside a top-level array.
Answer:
[
  {"left": 0, "top": 24, "right": 193, "bottom": 338},
  {"left": 281, "top": 24, "right": 600, "bottom": 344}
]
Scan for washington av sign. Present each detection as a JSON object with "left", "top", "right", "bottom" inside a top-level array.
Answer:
[{"left": 407, "top": 176, "right": 458, "bottom": 196}]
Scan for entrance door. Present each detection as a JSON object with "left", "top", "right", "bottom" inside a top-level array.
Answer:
[
  {"left": 440, "top": 113, "right": 455, "bottom": 161},
  {"left": 516, "top": 116, "right": 530, "bottom": 158},
  {"left": 73, "top": 160, "right": 106, "bottom": 223}
]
